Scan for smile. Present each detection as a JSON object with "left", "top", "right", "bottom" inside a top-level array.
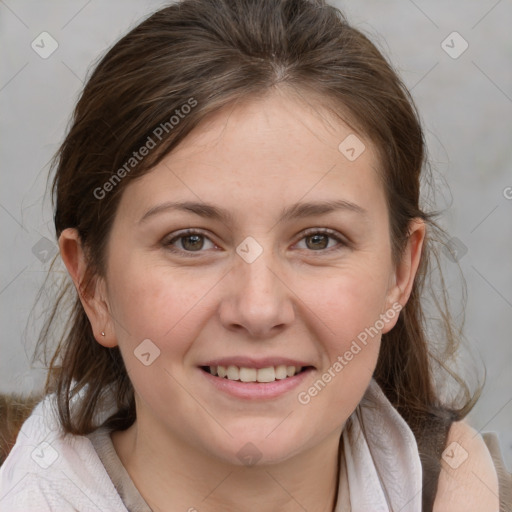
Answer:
[
  {"left": 198, "top": 360, "right": 314, "bottom": 400},
  {"left": 201, "top": 364, "right": 306, "bottom": 383}
]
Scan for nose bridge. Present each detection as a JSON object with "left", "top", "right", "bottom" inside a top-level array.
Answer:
[
  {"left": 219, "top": 237, "right": 295, "bottom": 336},
  {"left": 236, "top": 241, "right": 282, "bottom": 305}
]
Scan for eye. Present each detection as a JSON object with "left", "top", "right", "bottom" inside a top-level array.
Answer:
[
  {"left": 294, "top": 228, "right": 347, "bottom": 252},
  {"left": 163, "top": 229, "right": 217, "bottom": 256},
  {"left": 163, "top": 227, "right": 348, "bottom": 257}
]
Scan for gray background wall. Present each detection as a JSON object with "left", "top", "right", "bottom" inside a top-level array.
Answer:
[{"left": 1, "top": 0, "right": 511, "bottom": 469}]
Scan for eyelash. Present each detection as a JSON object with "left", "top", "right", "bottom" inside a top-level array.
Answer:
[{"left": 162, "top": 228, "right": 348, "bottom": 257}]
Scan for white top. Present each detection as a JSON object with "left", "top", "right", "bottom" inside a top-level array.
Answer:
[{"left": 0, "top": 379, "right": 423, "bottom": 511}]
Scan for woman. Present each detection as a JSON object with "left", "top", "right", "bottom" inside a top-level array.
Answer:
[{"left": 0, "top": 0, "right": 509, "bottom": 510}]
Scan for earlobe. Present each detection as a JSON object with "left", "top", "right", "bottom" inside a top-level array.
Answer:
[{"left": 58, "top": 228, "right": 117, "bottom": 348}]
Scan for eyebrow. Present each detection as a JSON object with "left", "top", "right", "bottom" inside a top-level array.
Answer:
[{"left": 139, "top": 199, "right": 367, "bottom": 225}]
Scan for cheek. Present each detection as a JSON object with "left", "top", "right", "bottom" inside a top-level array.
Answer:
[
  {"left": 291, "top": 271, "right": 387, "bottom": 443},
  {"left": 313, "top": 264, "right": 391, "bottom": 344},
  {"left": 106, "top": 260, "right": 213, "bottom": 407},
  {"left": 106, "top": 255, "right": 211, "bottom": 350},
  {"left": 299, "top": 263, "right": 390, "bottom": 402}
]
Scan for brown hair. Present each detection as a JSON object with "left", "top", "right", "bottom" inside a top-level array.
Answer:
[
  {"left": 34, "top": 0, "right": 478, "bottom": 507},
  {"left": 0, "top": 393, "right": 43, "bottom": 466}
]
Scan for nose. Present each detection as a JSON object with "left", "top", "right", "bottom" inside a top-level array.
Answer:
[{"left": 218, "top": 249, "right": 296, "bottom": 339}]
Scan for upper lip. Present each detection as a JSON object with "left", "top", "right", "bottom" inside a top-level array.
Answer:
[{"left": 200, "top": 357, "right": 314, "bottom": 369}]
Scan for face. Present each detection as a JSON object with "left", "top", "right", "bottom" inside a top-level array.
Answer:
[{"left": 87, "top": 89, "right": 413, "bottom": 465}]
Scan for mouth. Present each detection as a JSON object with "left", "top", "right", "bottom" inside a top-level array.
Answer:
[
  {"left": 198, "top": 359, "right": 314, "bottom": 400},
  {"left": 200, "top": 364, "right": 312, "bottom": 383}
]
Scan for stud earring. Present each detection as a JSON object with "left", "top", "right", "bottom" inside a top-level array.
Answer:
[{"left": 101, "top": 331, "right": 105, "bottom": 336}]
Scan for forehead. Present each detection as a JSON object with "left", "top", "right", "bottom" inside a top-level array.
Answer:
[
  {"left": 119, "top": 89, "right": 386, "bottom": 221},
  {"left": 170, "top": 88, "right": 376, "bottom": 168}
]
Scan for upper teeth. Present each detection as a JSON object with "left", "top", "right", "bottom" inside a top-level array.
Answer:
[{"left": 208, "top": 365, "right": 302, "bottom": 383}]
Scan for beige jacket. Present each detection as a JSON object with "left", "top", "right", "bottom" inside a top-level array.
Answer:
[{"left": 483, "top": 432, "right": 512, "bottom": 512}]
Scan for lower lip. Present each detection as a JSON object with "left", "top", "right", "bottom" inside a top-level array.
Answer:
[{"left": 199, "top": 367, "right": 314, "bottom": 400}]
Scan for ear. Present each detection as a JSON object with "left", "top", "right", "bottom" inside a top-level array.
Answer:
[
  {"left": 58, "top": 228, "right": 117, "bottom": 348},
  {"left": 381, "top": 218, "right": 426, "bottom": 334}
]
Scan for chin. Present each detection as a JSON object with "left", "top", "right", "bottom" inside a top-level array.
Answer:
[{"left": 211, "top": 429, "right": 313, "bottom": 468}]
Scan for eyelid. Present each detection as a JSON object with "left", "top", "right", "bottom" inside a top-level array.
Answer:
[
  {"left": 162, "top": 227, "right": 349, "bottom": 257},
  {"left": 299, "top": 227, "right": 346, "bottom": 241},
  {"left": 294, "top": 227, "right": 349, "bottom": 251},
  {"left": 162, "top": 228, "right": 218, "bottom": 257}
]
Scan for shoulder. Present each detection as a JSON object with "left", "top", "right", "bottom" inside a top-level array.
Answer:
[
  {"left": 433, "top": 419, "right": 500, "bottom": 512},
  {"left": 0, "top": 471, "right": 77, "bottom": 511},
  {"left": 0, "top": 401, "right": 126, "bottom": 512}
]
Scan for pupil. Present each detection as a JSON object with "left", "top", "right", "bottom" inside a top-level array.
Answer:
[
  {"left": 183, "top": 234, "right": 203, "bottom": 251},
  {"left": 307, "top": 234, "right": 328, "bottom": 250}
]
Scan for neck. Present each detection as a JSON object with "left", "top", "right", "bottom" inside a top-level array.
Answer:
[{"left": 111, "top": 420, "right": 342, "bottom": 512}]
